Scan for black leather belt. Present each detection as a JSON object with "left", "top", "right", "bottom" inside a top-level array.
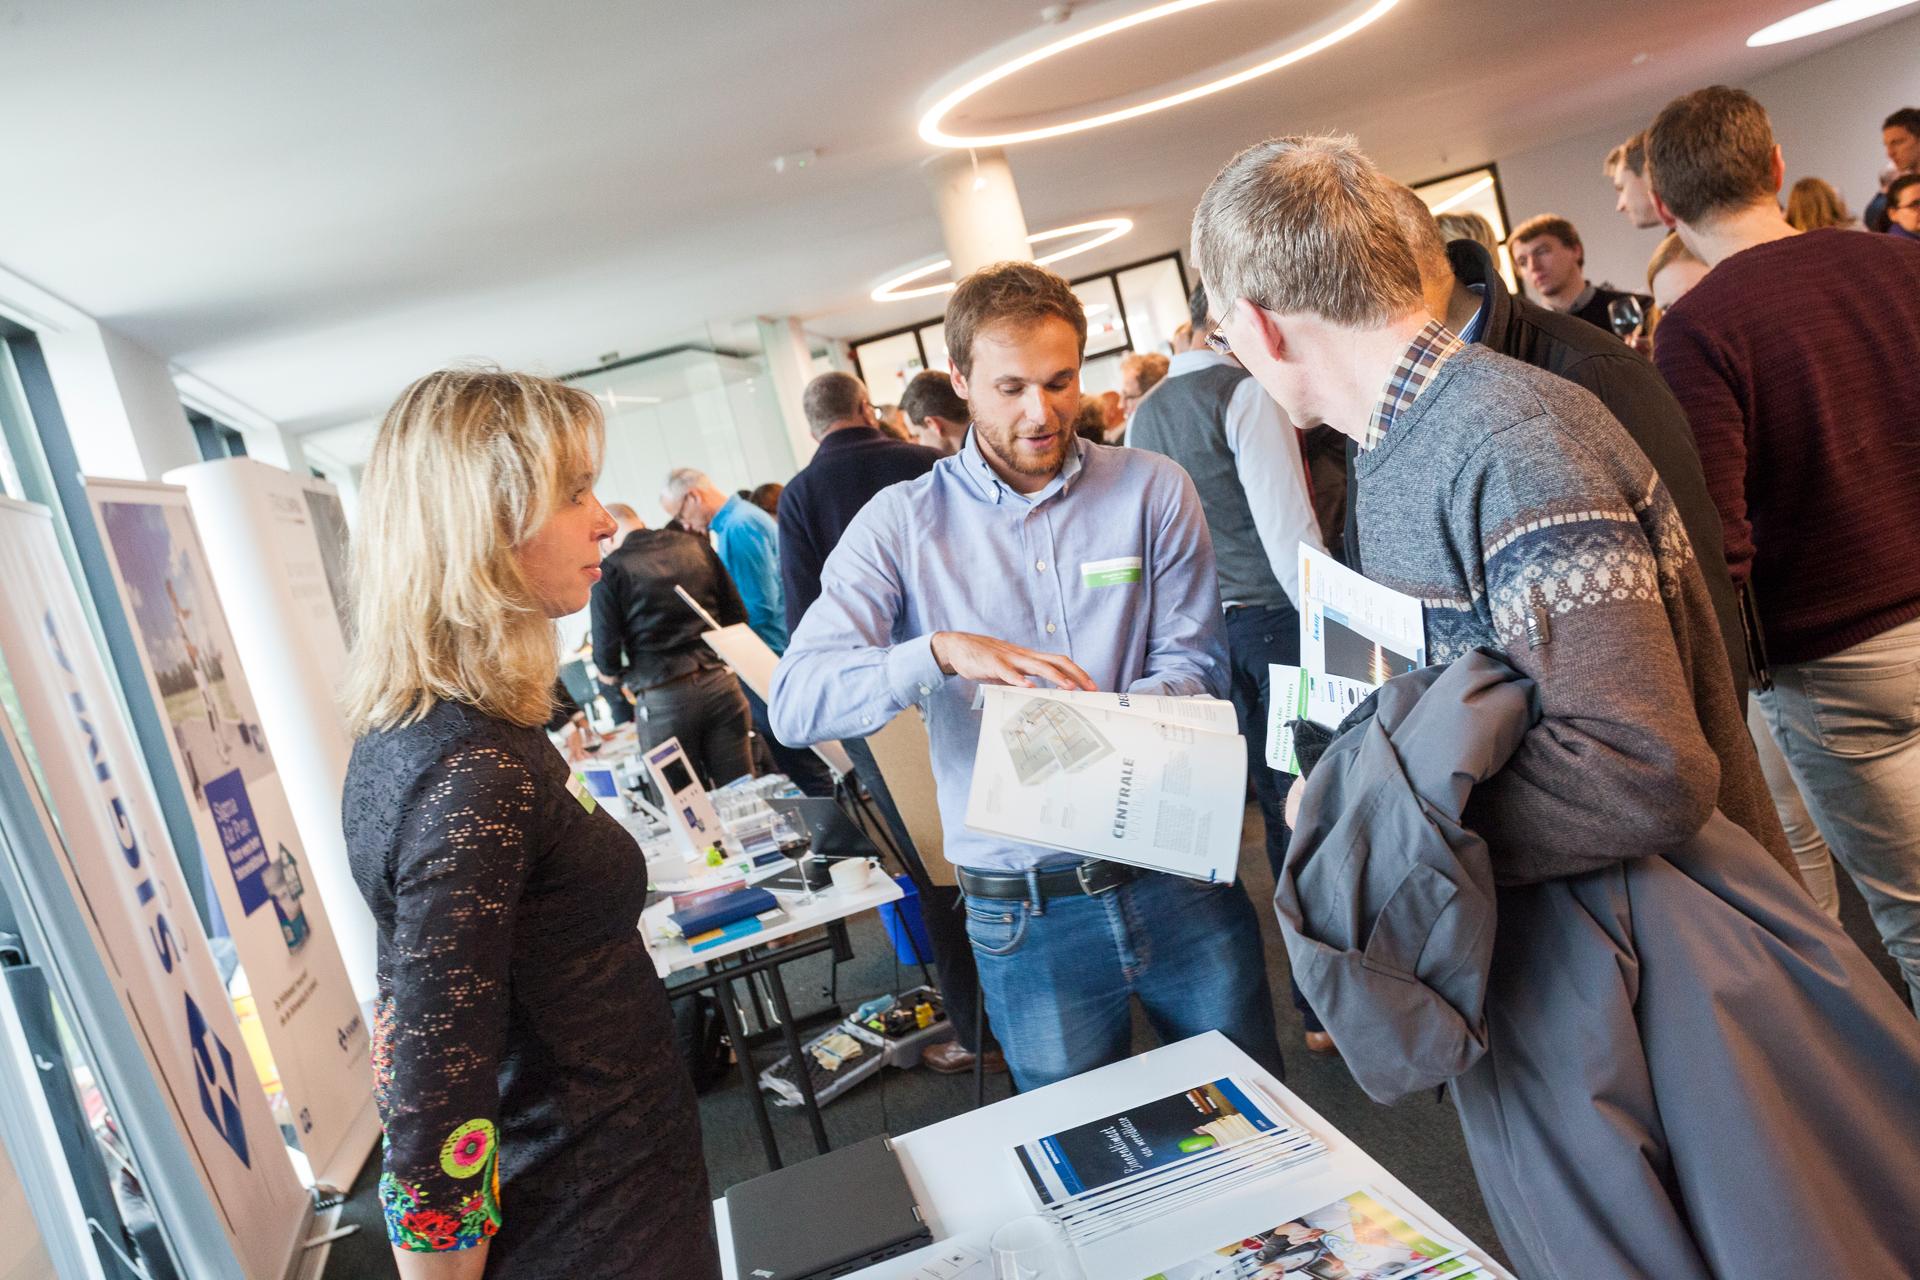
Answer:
[{"left": 956, "top": 860, "right": 1140, "bottom": 901}]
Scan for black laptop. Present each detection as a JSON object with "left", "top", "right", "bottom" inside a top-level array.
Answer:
[
  {"left": 726, "top": 1134, "right": 931, "bottom": 1279},
  {"left": 762, "top": 797, "right": 884, "bottom": 891}
]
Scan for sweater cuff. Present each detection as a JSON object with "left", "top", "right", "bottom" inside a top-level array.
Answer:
[{"left": 885, "top": 634, "right": 946, "bottom": 708}]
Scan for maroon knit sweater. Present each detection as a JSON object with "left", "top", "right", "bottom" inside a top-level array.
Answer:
[{"left": 1655, "top": 228, "right": 1920, "bottom": 664}]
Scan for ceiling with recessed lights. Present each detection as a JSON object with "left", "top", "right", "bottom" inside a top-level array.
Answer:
[{"left": 0, "top": 0, "right": 1907, "bottom": 436}]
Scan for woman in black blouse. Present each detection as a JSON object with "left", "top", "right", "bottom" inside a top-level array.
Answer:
[{"left": 341, "top": 368, "right": 721, "bottom": 1279}]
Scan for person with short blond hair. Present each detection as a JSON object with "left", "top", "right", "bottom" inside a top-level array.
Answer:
[
  {"left": 1784, "top": 175, "right": 1854, "bottom": 231},
  {"left": 342, "top": 367, "right": 720, "bottom": 1280},
  {"left": 1116, "top": 350, "right": 1169, "bottom": 425},
  {"left": 1649, "top": 84, "right": 1920, "bottom": 1017},
  {"left": 1198, "top": 131, "right": 1920, "bottom": 1278},
  {"left": 1434, "top": 210, "right": 1499, "bottom": 256},
  {"left": 1604, "top": 130, "right": 1663, "bottom": 228}
]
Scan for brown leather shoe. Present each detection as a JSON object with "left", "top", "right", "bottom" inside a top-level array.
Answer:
[
  {"left": 1304, "top": 1030, "right": 1338, "bottom": 1056},
  {"left": 922, "top": 1040, "right": 1009, "bottom": 1075}
]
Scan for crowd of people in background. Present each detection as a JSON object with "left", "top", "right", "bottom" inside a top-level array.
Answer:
[{"left": 344, "top": 66, "right": 1920, "bottom": 1279}]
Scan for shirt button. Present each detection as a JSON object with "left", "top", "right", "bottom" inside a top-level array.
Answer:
[
  {"left": 918, "top": 684, "right": 931, "bottom": 696},
  {"left": 1046, "top": 622, "right": 1057, "bottom": 634},
  {"left": 862, "top": 716, "right": 872, "bottom": 725},
  {"left": 1036, "top": 560, "right": 1046, "bottom": 571}
]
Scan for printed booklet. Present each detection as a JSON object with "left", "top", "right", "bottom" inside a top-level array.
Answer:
[
  {"left": 965, "top": 685, "right": 1246, "bottom": 882},
  {"left": 1142, "top": 1187, "right": 1488, "bottom": 1280},
  {"left": 1010, "top": 1077, "right": 1328, "bottom": 1245},
  {"left": 1267, "top": 547, "right": 1429, "bottom": 774}
]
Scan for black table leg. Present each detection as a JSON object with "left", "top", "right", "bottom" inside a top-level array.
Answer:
[
  {"left": 764, "top": 966, "right": 832, "bottom": 1156},
  {"left": 716, "top": 974, "right": 781, "bottom": 1170}
]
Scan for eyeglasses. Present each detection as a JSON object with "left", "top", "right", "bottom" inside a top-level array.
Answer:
[{"left": 1204, "top": 323, "right": 1232, "bottom": 355}]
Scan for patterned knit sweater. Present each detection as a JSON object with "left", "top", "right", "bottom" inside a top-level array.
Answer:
[{"left": 1351, "top": 344, "right": 1792, "bottom": 885}]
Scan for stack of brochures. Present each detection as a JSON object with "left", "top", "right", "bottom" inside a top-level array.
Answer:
[
  {"left": 1010, "top": 1077, "right": 1328, "bottom": 1247},
  {"left": 1140, "top": 1185, "right": 1495, "bottom": 1280}
]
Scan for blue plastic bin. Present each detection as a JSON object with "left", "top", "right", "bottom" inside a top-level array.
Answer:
[{"left": 876, "top": 874, "right": 934, "bottom": 966}]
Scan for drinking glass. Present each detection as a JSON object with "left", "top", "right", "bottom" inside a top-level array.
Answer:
[
  {"left": 1607, "top": 295, "right": 1645, "bottom": 338},
  {"left": 991, "top": 1215, "right": 1088, "bottom": 1280}
]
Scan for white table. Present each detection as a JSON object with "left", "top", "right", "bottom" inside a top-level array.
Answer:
[
  {"left": 649, "top": 871, "right": 905, "bottom": 979},
  {"left": 715, "top": 1030, "right": 1515, "bottom": 1280}
]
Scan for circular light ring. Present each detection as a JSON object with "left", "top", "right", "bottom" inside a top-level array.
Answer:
[
  {"left": 919, "top": 0, "right": 1401, "bottom": 149},
  {"left": 1748, "top": 0, "right": 1919, "bottom": 46},
  {"left": 870, "top": 218, "right": 1132, "bottom": 301},
  {"left": 1427, "top": 174, "right": 1495, "bottom": 215}
]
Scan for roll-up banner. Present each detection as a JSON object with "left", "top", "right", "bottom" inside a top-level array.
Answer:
[
  {"left": 162, "top": 459, "right": 377, "bottom": 1003},
  {"left": 81, "top": 479, "right": 379, "bottom": 1195},
  {"left": 0, "top": 496, "right": 307, "bottom": 1280}
]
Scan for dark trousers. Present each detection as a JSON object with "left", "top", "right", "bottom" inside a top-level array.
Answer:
[
  {"left": 632, "top": 666, "right": 753, "bottom": 790},
  {"left": 742, "top": 685, "right": 836, "bottom": 797},
  {"left": 1224, "top": 601, "right": 1322, "bottom": 1034},
  {"left": 839, "top": 736, "right": 989, "bottom": 1054}
]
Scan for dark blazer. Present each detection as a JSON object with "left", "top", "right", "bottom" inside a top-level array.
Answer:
[
  {"left": 589, "top": 528, "right": 748, "bottom": 692},
  {"left": 1345, "top": 239, "right": 1750, "bottom": 703},
  {"left": 777, "top": 425, "right": 941, "bottom": 634}
]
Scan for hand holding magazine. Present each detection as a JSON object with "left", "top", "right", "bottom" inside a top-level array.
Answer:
[{"left": 964, "top": 685, "right": 1246, "bottom": 882}]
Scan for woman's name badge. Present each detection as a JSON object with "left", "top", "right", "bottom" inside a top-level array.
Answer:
[{"left": 565, "top": 771, "right": 598, "bottom": 814}]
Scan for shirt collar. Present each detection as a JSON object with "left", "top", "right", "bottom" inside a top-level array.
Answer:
[
  {"left": 1360, "top": 319, "right": 1465, "bottom": 452},
  {"left": 1167, "top": 349, "right": 1236, "bottom": 377},
  {"left": 959, "top": 428, "right": 1085, "bottom": 504},
  {"left": 1457, "top": 284, "right": 1489, "bottom": 346},
  {"left": 1566, "top": 281, "right": 1597, "bottom": 315}
]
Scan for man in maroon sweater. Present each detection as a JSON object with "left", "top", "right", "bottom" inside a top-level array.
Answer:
[{"left": 1649, "top": 85, "right": 1920, "bottom": 1014}]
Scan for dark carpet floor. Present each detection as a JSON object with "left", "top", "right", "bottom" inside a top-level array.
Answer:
[{"left": 326, "top": 803, "right": 1908, "bottom": 1277}]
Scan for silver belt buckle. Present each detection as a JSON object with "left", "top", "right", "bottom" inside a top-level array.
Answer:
[{"left": 1075, "top": 862, "right": 1117, "bottom": 897}]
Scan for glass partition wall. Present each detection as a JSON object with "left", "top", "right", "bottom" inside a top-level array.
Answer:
[{"left": 850, "top": 251, "right": 1190, "bottom": 403}]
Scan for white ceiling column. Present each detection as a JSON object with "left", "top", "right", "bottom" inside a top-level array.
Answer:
[
  {"left": 923, "top": 145, "right": 1034, "bottom": 279},
  {"left": 756, "top": 316, "right": 821, "bottom": 469}
]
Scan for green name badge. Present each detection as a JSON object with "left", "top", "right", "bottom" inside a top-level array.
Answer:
[
  {"left": 1080, "top": 555, "right": 1143, "bottom": 587},
  {"left": 564, "top": 772, "right": 597, "bottom": 814}
]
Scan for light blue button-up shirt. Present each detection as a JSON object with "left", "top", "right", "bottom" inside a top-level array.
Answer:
[{"left": 770, "top": 433, "right": 1229, "bottom": 872}]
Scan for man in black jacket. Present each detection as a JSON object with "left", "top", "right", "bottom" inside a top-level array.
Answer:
[
  {"left": 1368, "top": 184, "right": 1749, "bottom": 709},
  {"left": 590, "top": 521, "right": 755, "bottom": 787}
]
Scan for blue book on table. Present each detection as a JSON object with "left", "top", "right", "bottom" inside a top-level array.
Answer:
[{"left": 671, "top": 886, "right": 778, "bottom": 939}]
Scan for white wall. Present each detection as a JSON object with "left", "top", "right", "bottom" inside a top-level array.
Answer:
[{"left": 1496, "top": 10, "right": 1920, "bottom": 299}]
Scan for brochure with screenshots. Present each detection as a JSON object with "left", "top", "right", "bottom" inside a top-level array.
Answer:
[
  {"left": 1008, "top": 1076, "right": 1328, "bottom": 1247},
  {"left": 1141, "top": 1187, "right": 1487, "bottom": 1280},
  {"left": 1268, "top": 547, "right": 1429, "bottom": 772},
  {"left": 964, "top": 685, "right": 1245, "bottom": 882}
]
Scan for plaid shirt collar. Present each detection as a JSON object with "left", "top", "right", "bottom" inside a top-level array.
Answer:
[{"left": 1359, "top": 319, "right": 1465, "bottom": 451}]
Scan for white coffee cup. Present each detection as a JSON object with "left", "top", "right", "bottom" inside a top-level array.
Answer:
[{"left": 829, "top": 858, "right": 873, "bottom": 893}]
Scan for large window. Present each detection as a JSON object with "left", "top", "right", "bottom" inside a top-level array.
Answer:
[{"left": 849, "top": 250, "right": 1190, "bottom": 402}]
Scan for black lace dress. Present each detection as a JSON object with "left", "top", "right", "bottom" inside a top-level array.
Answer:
[{"left": 344, "top": 700, "right": 720, "bottom": 1279}]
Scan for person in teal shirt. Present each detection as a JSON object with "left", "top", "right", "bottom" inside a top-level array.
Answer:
[{"left": 662, "top": 468, "right": 788, "bottom": 653}]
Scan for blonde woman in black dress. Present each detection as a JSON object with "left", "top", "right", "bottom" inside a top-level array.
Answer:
[{"left": 341, "top": 368, "right": 720, "bottom": 1280}]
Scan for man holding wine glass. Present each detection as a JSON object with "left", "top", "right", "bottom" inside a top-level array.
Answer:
[{"left": 1507, "top": 213, "right": 1654, "bottom": 341}]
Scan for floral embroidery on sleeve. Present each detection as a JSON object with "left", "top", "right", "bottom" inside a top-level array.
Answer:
[{"left": 379, "top": 1118, "right": 502, "bottom": 1252}]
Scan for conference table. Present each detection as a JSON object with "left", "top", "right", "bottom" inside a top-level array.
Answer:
[{"left": 713, "top": 1030, "right": 1515, "bottom": 1280}]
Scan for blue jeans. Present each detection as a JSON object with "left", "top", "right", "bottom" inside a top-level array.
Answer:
[{"left": 963, "top": 869, "right": 1284, "bottom": 1091}]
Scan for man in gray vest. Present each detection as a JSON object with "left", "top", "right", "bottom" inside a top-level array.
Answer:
[{"left": 1129, "top": 284, "right": 1325, "bottom": 885}]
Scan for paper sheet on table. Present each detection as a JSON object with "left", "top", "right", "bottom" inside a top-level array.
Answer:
[
  {"left": 701, "top": 622, "right": 853, "bottom": 775},
  {"left": 1296, "top": 546, "right": 1428, "bottom": 729},
  {"left": 963, "top": 685, "right": 1244, "bottom": 882}
]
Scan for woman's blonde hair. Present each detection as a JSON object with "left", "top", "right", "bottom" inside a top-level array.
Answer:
[
  {"left": 342, "top": 366, "right": 604, "bottom": 735},
  {"left": 1784, "top": 176, "right": 1852, "bottom": 231}
]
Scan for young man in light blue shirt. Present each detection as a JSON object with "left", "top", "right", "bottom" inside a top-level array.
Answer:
[{"left": 772, "top": 260, "right": 1283, "bottom": 1090}]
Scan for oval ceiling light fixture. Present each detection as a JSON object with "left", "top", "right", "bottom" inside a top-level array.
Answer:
[
  {"left": 1748, "top": 0, "right": 1919, "bottom": 45},
  {"left": 871, "top": 217, "right": 1133, "bottom": 301},
  {"left": 918, "top": 0, "right": 1401, "bottom": 148}
]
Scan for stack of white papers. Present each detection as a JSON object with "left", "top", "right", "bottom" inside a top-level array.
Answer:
[
  {"left": 1140, "top": 1185, "right": 1494, "bottom": 1280},
  {"left": 1010, "top": 1077, "right": 1327, "bottom": 1247},
  {"left": 966, "top": 686, "right": 1247, "bottom": 883}
]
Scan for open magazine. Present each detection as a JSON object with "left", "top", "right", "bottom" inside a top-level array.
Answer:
[
  {"left": 1142, "top": 1187, "right": 1487, "bottom": 1280},
  {"left": 1268, "top": 548, "right": 1429, "bottom": 774},
  {"left": 965, "top": 685, "right": 1245, "bottom": 882}
]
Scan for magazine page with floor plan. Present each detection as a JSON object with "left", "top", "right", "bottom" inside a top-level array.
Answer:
[{"left": 964, "top": 684, "right": 1246, "bottom": 881}]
